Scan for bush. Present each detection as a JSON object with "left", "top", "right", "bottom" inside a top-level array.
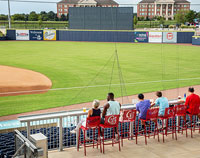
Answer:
[
  {"left": 181, "top": 24, "right": 188, "bottom": 28},
  {"left": 169, "top": 25, "right": 175, "bottom": 28},
  {"left": 189, "top": 26, "right": 196, "bottom": 29},
  {"left": 0, "top": 31, "right": 4, "bottom": 37}
]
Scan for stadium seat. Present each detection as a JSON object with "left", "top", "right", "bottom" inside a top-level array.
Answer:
[
  {"left": 99, "top": 115, "right": 121, "bottom": 154},
  {"left": 77, "top": 116, "right": 101, "bottom": 156},
  {"left": 137, "top": 108, "right": 160, "bottom": 145},
  {"left": 119, "top": 109, "right": 137, "bottom": 146}
]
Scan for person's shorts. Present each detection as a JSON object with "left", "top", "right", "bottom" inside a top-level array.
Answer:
[{"left": 186, "top": 111, "right": 191, "bottom": 114}]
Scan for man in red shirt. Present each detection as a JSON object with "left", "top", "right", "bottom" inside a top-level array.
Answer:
[{"left": 185, "top": 87, "right": 200, "bottom": 119}]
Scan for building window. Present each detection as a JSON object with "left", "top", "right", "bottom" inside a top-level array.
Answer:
[
  {"left": 148, "top": 13, "right": 151, "bottom": 15},
  {"left": 64, "top": 5, "right": 67, "bottom": 8},
  {"left": 64, "top": 13, "right": 67, "bottom": 16},
  {"left": 64, "top": 9, "right": 67, "bottom": 11},
  {"left": 184, "top": 5, "right": 187, "bottom": 7},
  {"left": 152, "top": 13, "right": 154, "bottom": 15}
]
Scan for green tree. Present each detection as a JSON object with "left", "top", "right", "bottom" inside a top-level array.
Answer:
[
  {"left": 60, "top": 14, "right": 67, "bottom": 21},
  {"left": 185, "top": 10, "right": 196, "bottom": 23},
  {"left": 159, "top": 16, "right": 165, "bottom": 27},
  {"left": 28, "top": 11, "right": 38, "bottom": 21},
  {"left": 196, "top": 12, "right": 200, "bottom": 19},
  {"left": 38, "top": 15, "right": 43, "bottom": 28},
  {"left": 47, "top": 11, "right": 57, "bottom": 21},
  {"left": 133, "top": 16, "right": 138, "bottom": 26},
  {"left": 175, "top": 10, "right": 187, "bottom": 24},
  {"left": 0, "top": 14, "right": 8, "bottom": 20},
  {"left": 12, "top": 14, "right": 25, "bottom": 21},
  {"left": 40, "top": 11, "right": 48, "bottom": 21}
]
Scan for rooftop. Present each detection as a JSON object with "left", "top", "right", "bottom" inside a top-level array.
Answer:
[
  {"left": 49, "top": 132, "right": 200, "bottom": 158},
  {"left": 58, "top": 0, "right": 119, "bottom": 5},
  {"left": 139, "top": 0, "right": 190, "bottom": 3}
]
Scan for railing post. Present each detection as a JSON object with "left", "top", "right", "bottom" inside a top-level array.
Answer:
[
  {"left": 76, "top": 115, "right": 80, "bottom": 149},
  {"left": 130, "top": 122, "right": 133, "bottom": 140},
  {"left": 59, "top": 117, "right": 63, "bottom": 151},
  {"left": 27, "top": 121, "right": 30, "bottom": 139}
]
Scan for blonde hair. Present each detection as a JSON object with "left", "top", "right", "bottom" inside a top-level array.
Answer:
[{"left": 92, "top": 99, "right": 100, "bottom": 108}]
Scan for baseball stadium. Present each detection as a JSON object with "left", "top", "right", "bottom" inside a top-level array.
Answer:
[{"left": 0, "top": 0, "right": 200, "bottom": 158}]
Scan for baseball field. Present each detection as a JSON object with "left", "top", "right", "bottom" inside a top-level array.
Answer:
[{"left": 0, "top": 41, "right": 200, "bottom": 117}]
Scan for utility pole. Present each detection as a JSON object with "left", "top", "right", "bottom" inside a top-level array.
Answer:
[{"left": 8, "top": 0, "right": 11, "bottom": 29}]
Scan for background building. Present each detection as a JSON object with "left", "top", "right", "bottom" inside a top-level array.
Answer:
[
  {"left": 57, "top": 0, "right": 119, "bottom": 18},
  {"left": 137, "top": 0, "right": 190, "bottom": 20}
]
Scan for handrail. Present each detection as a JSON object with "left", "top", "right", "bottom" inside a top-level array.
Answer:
[
  {"left": 18, "top": 100, "right": 183, "bottom": 122},
  {"left": 15, "top": 129, "right": 38, "bottom": 153},
  {"left": 18, "top": 104, "right": 136, "bottom": 122}
]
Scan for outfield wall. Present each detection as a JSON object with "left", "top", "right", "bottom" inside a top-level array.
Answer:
[
  {"left": 192, "top": 36, "right": 200, "bottom": 45},
  {"left": 6, "top": 29, "right": 195, "bottom": 44}
]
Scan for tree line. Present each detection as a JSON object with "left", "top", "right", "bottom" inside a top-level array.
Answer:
[
  {"left": 134, "top": 10, "right": 200, "bottom": 24},
  {"left": 0, "top": 11, "right": 68, "bottom": 21}
]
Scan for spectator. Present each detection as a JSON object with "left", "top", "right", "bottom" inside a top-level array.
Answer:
[
  {"left": 185, "top": 87, "right": 200, "bottom": 120},
  {"left": 101, "top": 93, "right": 121, "bottom": 138},
  {"left": 102, "top": 92, "right": 121, "bottom": 120},
  {"left": 136, "top": 93, "right": 151, "bottom": 130},
  {"left": 70, "top": 99, "right": 101, "bottom": 139},
  {"left": 151, "top": 91, "right": 169, "bottom": 116},
  {"left": 151, "top": 91, "right": 169, "bottom": 128}
]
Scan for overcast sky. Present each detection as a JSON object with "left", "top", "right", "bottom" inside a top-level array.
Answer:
[{"left": 0, "top": 0, "right": 199, "bottom": 15}]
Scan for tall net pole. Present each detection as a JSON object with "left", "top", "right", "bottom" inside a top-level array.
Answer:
[{"left": 8, "top": 0, "right": 11, "bottom": 28}]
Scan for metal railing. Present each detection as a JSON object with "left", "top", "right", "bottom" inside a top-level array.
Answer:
[
  {"left": 17, "top": 101, "right": 199, "bottom": 152},
  {"left": 13, "top": 130, "right": 43, "bottom": 158},
  {"left": 18, "top": 104, "right": 136, "bottom": 151}
]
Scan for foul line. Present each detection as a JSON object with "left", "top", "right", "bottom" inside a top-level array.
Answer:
[{"left": 1, "top": 77, "right": 200, "bottom": 95}]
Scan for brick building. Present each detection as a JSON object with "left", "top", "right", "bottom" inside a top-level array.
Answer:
[
  {"left": 57, "top": 0, "right": 119, "bottom": 18},
  {"left": 137, "top": 0, "right": 190, "bottom": 20}
]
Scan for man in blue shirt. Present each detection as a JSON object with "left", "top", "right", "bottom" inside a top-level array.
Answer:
[{"left": 136, "top": 93, "right": 151, "bottom": 130}]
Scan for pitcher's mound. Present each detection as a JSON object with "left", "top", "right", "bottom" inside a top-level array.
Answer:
[{"left": 0, "top": 65, "right": 52, "bottom": 97}]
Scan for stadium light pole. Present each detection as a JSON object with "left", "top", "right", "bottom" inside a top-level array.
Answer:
[{"left": 8, "top": 0, "right": 11, "bottom": 28}]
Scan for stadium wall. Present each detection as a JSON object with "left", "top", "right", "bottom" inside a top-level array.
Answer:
[
  {"left": 192, "top": 36, "right": 200, "bottom": 45},
  {"left": 6, "top": 30, "right": 195, "bottom": 44}
]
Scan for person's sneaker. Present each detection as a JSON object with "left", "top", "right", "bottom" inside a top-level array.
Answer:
[
  {"left": 70, "top": 129, "right": 77, "bottom": 134},
  {"left": 115, "top": 134, "right": 119, "bottom": 141},
  {"left": 157, "top": 124, "right": 162, "bottom": 130},
  {"left": 85, "top": 135, "right": 91, "bottom": 141}
]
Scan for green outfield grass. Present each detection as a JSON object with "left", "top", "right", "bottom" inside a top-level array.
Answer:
[{"left": 0, "top": 41, "right": 200, "bottom": 117}]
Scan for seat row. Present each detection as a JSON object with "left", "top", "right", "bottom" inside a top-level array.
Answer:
[{"left": 77, "top": 104, "right": 200, "bottom": 156}]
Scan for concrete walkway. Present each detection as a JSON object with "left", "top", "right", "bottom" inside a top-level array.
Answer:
[{"left": 49, "top": 132, "right": 200, "bottom": 158}]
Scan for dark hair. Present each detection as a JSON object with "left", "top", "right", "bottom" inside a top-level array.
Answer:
[
  {"left": 156, "top": 91, "right": 162, "bottom": 97},
  {"left": 188, "top": 87, "right": 194, "bottom": 93},
  {"left": 138, "top": 93, "right": 144, "bottom": 100},
  {"left": 108, "top": 92, "right": 114, "bottom": 99}
]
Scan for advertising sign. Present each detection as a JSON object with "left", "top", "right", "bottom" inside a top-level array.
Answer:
[
  {"left": 134, "top": 32, "right": 148, "bottom": 43},
  {"left": 44, "top": 30, "right": 56, "bottom": 40},
  {"left": 149, "top": 32, "right": 162, "bottom": 43},
  {"left": 29, "top": 30, "right": 43, "bottom": 40},
  {"left": 16, "top": 30, "right": 29, "bottom": 40},
  {"left": 163, "top": 32, "right": 177, "bottom": 43}
]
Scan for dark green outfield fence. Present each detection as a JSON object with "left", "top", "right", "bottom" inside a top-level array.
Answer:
[{"left": 5, "top": 29, "right": 195, "bottom": 44}]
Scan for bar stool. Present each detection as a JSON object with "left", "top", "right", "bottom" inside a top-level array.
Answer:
[
  {"left": 137, "top": 108, "right": 159, "bottom": 145},
  {"left": 77, "top": 116, "right": 101, "bottom": 156},
  {"left": 158, "top": 107, "right": 176, "bottom": 142},
  {"left": 186, "top": 105, "right": 200, "bottom": 138},
  {"left": 99, "top": 115, "right": 120, "bottom": 154},
  {"left": 174, "top": 104, "right": 187, "bottom": 137},
  {"left": 119, "top": 109, "right": 137, "bottom": 146}
]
